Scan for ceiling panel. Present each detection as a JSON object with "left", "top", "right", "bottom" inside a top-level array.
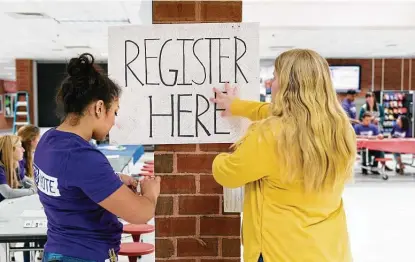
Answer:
[{"left": 1, "top": 0, "right": 415, "bottom": 81}]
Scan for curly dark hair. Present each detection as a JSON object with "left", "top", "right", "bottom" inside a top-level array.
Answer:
[{"left": 56, "top": 53, "right": 121, "bottom": 123}]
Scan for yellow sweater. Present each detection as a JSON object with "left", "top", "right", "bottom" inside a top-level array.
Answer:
[{"left": 212, "top": 99, "right": 352, "bottom": 262}]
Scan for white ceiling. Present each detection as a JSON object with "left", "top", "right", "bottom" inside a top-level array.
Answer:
[{"left": 1, "top": 0, "right": 415, "bottom": 80}]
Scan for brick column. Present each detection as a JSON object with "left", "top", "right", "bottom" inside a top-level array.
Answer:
[
  {"left": 153, "top": 1, "right": 242, "bottom": 262},
  {"left": 15, "top": 59, "right": 34, "bottom": 125}
]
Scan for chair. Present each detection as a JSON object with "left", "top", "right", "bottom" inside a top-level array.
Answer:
[
  {"left": 374, "top": 157, "right": 392, "bottom": 180},
  {"left": 123, "top": 224, "right": 155, "bottom": 242},
  {"left": 119, "top": 224, "right": 155, "bottom": 261},
  {"left": 118, "top": 242, "right": 155, "bottom": 262}
]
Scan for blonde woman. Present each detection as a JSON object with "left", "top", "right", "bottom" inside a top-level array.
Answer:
[
  {"left": 0, "top": 135, "right": 36, "bottom": 202},
  {"left": 18, "top": 124, "right": 40, "bottom": 178},
  {"left": 211, "top": 49, "right": 357, "bottom": 262}
]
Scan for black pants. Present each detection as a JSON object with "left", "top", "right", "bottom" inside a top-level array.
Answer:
[{"left": 362, "top": 150, "right": 384, "bottom": 168}]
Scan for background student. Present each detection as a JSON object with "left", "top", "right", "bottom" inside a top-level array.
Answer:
[
  {"left": 0, "top": 135, "right": 36, "bottom": 201},
  {"left": 342, "top": 89, "right": 360, "bottom": 126},
  {"left": 34, "top": 53, "right": 160, "bottom": 262},
  {"left": 354, "top": 112, "right": 385, "bottom": 175},
  {"left": 389, "top": 115, "right": 411, "bottom": 174},
  {"left": 359, "top": 92, "right": 385, "bottom": 131},
  {"left": 0, "top": 135, "right": 37, "bottom": 262},
  {"left": 18, "top": 124, "right": 40, "bottom": 179},
  {"left": 18, "top": 124, "right": 44, "bottom": 262}
]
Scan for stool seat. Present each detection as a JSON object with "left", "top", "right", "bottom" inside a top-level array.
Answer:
[
  {"left": 118, "top": 242, "right": 155, "bottom": 256},
  {"left": 375, "top": 158, "right": 393, "bottom": 162},
  {"left": 123, "top": 224, "right": 155, "bottom": 235}
]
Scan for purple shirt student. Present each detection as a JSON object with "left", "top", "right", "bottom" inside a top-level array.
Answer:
[
  {"left": 18, "top": 159, "right": 26, "bottom": 180},
  {"left": 34, "top": 129, "right": 124, "bottom": 261},
  {"left": 342, "top": 99, "right": 357, "bottom": 120},
  {"left": 0, "top": 160, "right": 30, "bottom": 202},
  {"left": 391, "top": 125, "right": 411, "bottom": 138},
  {"left": 354, "top": 123, "right": 379, "bottom": 137},
  {"left": 342, "top": 89, "right": 358, "bottom": 124},
  {"left": 36, "top": 53, "right": 160, "bottom": 262}
]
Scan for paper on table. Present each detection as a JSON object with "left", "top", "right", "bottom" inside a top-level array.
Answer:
[
  {"left": 21, "top": 210, "right": 46, "bottom": 218},
  {"left": 106, "top": 155, "right": 120, "bottom": 159}
]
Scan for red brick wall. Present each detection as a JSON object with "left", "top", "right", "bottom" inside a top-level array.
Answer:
[
  {"left": 154, "top": 144, "right": 240, "bottom": 261},
  {"left": 0, "top": 60, "right": 34, "bottom": 131},
  {"left": 153, "top": 1, "right": 242, "bottom": 261},
  {"left": 16, "top": 60, "right": 34, "bottom": 126}
]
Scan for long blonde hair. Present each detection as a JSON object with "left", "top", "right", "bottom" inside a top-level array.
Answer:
[
  {"left": 17, "top": 125, "right": 40, "bottom": 178},
  {"left": 0, "top": 135, "right": 21, "bottom": 188},
  {"left": 263, "top": 49, "right": 356, "bottom": 192}
]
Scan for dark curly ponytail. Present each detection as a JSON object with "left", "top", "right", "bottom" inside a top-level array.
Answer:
[{"left": 56, "top": 53, "right": 121, "bottom": 123}]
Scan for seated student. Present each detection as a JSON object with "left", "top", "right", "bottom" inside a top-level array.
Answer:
[
  {"left": 18, "top": 125, "right": 43, "bottom": 262},
  {"left": 0, "top": 135, "right": 36, "bottom": 201},
  {"left": 390, "top": 115, "right": 411, "bottom": 174},
  {"left": 354, "top": 112, "right": 385, "bottom": 175},
  {"left": 18, "top": 125, "right": 40, "bottom": 179}
]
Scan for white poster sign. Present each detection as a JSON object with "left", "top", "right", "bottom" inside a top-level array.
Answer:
[{"left": 108, "top": 23, "right": 259, "bottom": 145}]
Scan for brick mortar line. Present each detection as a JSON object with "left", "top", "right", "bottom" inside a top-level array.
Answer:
[
  {"left": 195, "top": 174, "right": 201, "bottom": 194},
  {"left": 173, "top": 195, "right": 179, "bottom": 215},
  {"left": 173, "top": 237, "right": 178, "bottom": 258},
  {"left": 173, "top": 153, "right": 178, "bottom": 173},
  {"left": 196, "top": 215, "right": 200, "bottom": 236}
]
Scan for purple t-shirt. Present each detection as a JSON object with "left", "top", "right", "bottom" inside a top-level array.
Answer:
[
  {"left": 18, "top": 159, "right": 26, "bottom": 180},
  {"left": 354, "top": 124, "right": 379, "bottom": 136},
  {"left": 391, "top": 125, "right": 411, "bottom": 138},
  {"left": 33, "top": 129, "right": 123, "bottom": 261},
  {"left": 0, "top": 166, "right": 6, "bottom": 202},
  {"left": 0, "top": 161, "right": 26, "bottom": 202},
  {"left": 342, "top": 99, "right": 357, "bottom": 120}
]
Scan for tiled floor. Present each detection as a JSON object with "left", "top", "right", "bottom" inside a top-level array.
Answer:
[{"left": 344, "top": 182, "right": 415, "bottom": 262}]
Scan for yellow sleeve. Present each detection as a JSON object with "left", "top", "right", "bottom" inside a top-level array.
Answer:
[
  {"left": 212, "top": 126, "right": 275, "bottom": 188},
  {"left": 230, "top": 99, "right": 270, "bottom": 121}
]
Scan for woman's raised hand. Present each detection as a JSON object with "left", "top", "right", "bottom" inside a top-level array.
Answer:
[{"left": 210, "top": 83, "right": 238, "bottom": 117}]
